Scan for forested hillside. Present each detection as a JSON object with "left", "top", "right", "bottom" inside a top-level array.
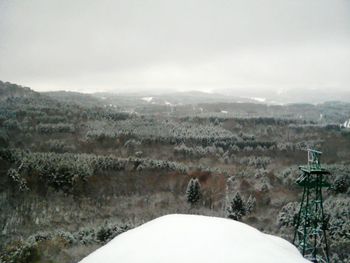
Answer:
[{"left": 0, "top": 81, "right": 349, "bottom": 262}]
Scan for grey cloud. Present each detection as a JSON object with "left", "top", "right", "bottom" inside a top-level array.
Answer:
[{"left": 0, "top": 0, "right": 349, "bottom": 95}]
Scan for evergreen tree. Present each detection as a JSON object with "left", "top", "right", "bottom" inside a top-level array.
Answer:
[
  {"left": 186, "top": 178, "right": 201, "bottom": 205},
  {"left": 245, "top": 195, "right": 256, "bottom": 214},
  {"left": 333, "top": 175, "right": 348, "bottom": 193},
  {"left": 226, "top": 192, "right": 246, "bottom": 221}
]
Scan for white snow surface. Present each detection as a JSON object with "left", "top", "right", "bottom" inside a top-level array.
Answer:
[
  {"left": 141, "top": 97, "right": 153, "bottom": 102},
  {"left": 343, "top": 119, "right": 350, "bottom": 128},
  {"left": 79, "top": 214, "right": 310, "bottom": 263},
  {"left": 251, "top": 97, "right": 266, "bottom": 103}
]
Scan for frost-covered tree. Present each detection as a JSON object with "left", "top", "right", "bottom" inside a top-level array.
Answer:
[
  {"left": 186, "top": 178, "right": 201, "bottom": 205},
  {"left": 226, "top": 192, "right": 246, "bottom": 221},
  {"left": 7, "top": 168, "right": 28, "bottom": 191},
  {"left": 277, "top": 202, "right": 300, "bottom": 227},
  {"left": 245, "top": 195, "right": 256, "bottom": 214},
  {"left": 332, "top": 175, "right": 349, "bottom": 194}
]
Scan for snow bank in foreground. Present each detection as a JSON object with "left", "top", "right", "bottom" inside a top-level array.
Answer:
[{"left": 79, "top": 214, "right": 310, "bottom": 263}]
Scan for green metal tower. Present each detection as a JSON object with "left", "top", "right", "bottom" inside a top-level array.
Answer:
[{"left": 293, "top": 149, "right": 331, "bottom": 263}]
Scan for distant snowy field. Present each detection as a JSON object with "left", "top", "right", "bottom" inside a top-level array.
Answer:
[{"left": 80, "top": 214, "right": 310, "bottom": 263}]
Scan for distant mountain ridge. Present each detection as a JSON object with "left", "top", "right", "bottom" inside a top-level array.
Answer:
[
  {"left": 1, "top": 80, "right": 350, "bottom": 123},
  {"left": 0, "top": 80, "right": 60, "bottom": 108},
  {"left": 43, "top": 90, "right": 103, "bottom": 107},
  {"left": 0, "top": 80, "right": 38, "bottom": 100}
]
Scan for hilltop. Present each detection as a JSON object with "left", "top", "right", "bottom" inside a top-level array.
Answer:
[{"left": 80, "top": 214, "right": 310, "bottom": 263}]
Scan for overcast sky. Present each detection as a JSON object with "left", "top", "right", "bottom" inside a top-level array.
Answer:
[{"left": 0, "top": 0, "right": 349, "bottom": 97}]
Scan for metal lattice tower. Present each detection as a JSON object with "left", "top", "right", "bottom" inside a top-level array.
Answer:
[{"left": 293, "top": 149, "right": 331, "bottom": 263}]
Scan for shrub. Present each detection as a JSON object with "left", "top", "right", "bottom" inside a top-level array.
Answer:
[
  {"left": 332, "top": 175, "right": 349, "bottom": 194},
  {"left": 37, "top": 123, "right": 75, "bottom": 134},
  {"left": 0, "top": 240, "right": 39, "bottom": 263},
  {"left": 96, "top": 224, "right": 129, "bottom": 243},
  {"left": 45, "top": 139, "right": 75, "bottom": 153},
  {"left": 7, "top": 168, "right": 28, "bottom": 191}
]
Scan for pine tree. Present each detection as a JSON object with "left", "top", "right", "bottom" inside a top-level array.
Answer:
[
  {"left": 226, "top": 192, "right": 246, "bottom": 221},
  {"left": 186, "top": 178, "right": 201, "bottom": 205},
  {"left": 245, "top": 195, "right": 256, "bottom": 214}
]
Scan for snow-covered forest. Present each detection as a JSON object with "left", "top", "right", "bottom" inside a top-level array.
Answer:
[{"left": 0, "top": 81, "right": 349, "bottom": 262}]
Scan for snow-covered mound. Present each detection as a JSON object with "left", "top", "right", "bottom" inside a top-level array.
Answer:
[{"left": 79, "top": 214, "right": 310, "bottom": 263}]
